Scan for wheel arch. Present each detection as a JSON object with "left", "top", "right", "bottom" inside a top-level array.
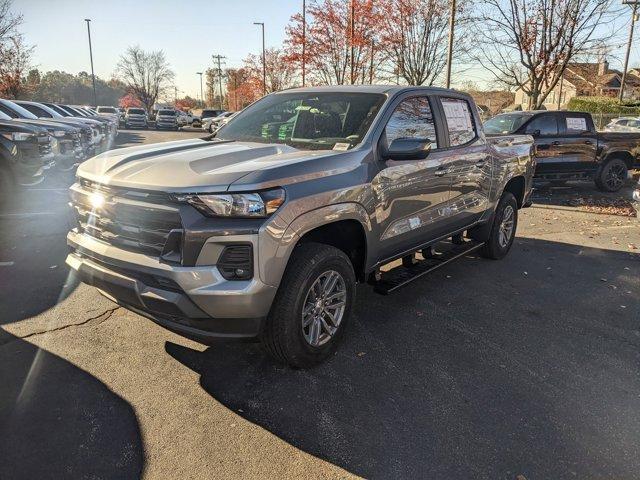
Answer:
[
  {"left": 502, "top": 175, "right": 526, "bottom": 208},
  {"left": 272, "top": 203, "right": 372, "bottom": 284},
  {"left": 602, "top": 150, "right": 634, "bottom": 169}
]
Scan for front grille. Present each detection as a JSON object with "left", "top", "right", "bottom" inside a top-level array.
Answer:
[{"left": 70, "top": 180, "right": 183, "bottom": 258}]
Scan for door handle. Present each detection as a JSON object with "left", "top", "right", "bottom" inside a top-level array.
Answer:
[
  {"left": 584, "top": 140, "right": 593, "bottom": 145},
  {"left": 434, "top": 168, "right": 449, "bottom": 177},
  {"left": 552, "top": 141, "right": 560, "bottom": 146},
  {"left": 475, "top": 160, "right": 486, "bottom": 168}
]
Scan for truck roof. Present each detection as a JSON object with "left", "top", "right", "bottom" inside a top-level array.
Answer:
[{"left": 276, "top": 85, "right": 470, "bottom": 96}]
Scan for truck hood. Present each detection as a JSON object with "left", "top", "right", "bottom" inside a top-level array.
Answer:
[{"left": 77, "top": 138, "right": 341, "bottom": 192}]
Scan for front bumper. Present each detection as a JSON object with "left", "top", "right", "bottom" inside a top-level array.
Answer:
[{"left": 66, "top": 230, "right": 277, "bottom": 339}]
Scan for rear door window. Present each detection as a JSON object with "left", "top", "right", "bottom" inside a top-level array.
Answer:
[
  {"left": 564, "top": 115, "right": 590, "bottom": 134},
  {"left": 524, "top": 114, "right": 558, "bottom": 136},
  {"left": 440, "top": 97, "right": 476, "bottom": 146}
]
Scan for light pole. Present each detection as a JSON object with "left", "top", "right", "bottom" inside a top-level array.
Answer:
[
  {"left": 253, "top": 22, "right": 266, "bottom": 96},
  {"left": 196, "top": 72, "right": 204, "bottom": 106},
  {"left": 445, "top": 0, "right": 456, "bottom": 88},
  {"left": 620, "top": 0, "right": 639, "bottom": 102},
  {"left": 84, "top": 19, "right": 97, "bottom": 107},
  {"left": 302, "top": 0, "right": 306, "bottom": 87}
]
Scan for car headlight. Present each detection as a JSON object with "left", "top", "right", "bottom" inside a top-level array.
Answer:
[
  {"left": 1, "top": 132, "right": 33, "bottom": 141},
  {"left": 53, "top": 130, "right": 66, "bottom": 138},
  {"left": 180, "top": 188, "right": 285, "bottom": 218},
  {"left": 633, "top": 188, "right": 640, "bottom": 202}
]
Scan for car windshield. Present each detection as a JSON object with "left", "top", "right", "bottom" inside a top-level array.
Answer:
[
  {"left": 484, "top": 113, "right": 530, "bottom": 134},
  {"left": 98, "top": 107, "right": 116, "bottom": 113},
  {"left": 1, "top": 100, "right": 38, "bottom": 119},
  {"left": 158, "top": 110, "right": 176, "bottom": 116},
  {"left": 128, "top": 109, "right": 145, "bottom": 115},
  {"left": 215, "top": 92, "right": 387, "bottom": 151}
]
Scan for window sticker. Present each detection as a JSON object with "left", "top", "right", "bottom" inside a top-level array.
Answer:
[
  {"left": 566, "top": 117, "right": 587, "bottom": 131},
  {"left": 333, "top": 142, "right": 350, "bottom": 151},
  {"left": 441, "top": 100, "right": 473, "bottom": 131}
]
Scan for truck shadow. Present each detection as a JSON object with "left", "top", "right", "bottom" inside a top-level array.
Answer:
[
  {"left": 0, "top": 329, "right": 144, "bottom": 479},
  {"left": 532, "top": 180, "right": 638, "bottom": 213},
  {"left": 166, "top": 238, "right": 640, "bottom": 479}
]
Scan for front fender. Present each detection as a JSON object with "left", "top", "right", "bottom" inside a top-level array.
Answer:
[{"left": 260, "top": 202, "right": 372, "bottom": 287}]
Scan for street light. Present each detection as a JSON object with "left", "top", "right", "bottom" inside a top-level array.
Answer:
[
  {"left": 253, "top": 22, "right": 266, "bottom": 96},
  {"left": 84, "top": 19, "right": 97, "bottom": 107},
  {"left": 196, "top": 72, "right": 204, "bottom": 106}
]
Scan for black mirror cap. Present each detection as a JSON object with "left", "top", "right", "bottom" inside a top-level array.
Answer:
[{"left": 382, "top": 137, "right": 432, "bottom": 161}]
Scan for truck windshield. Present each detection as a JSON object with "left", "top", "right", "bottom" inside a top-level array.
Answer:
[
  {"left": 98, "top": 107, "right": 116, "bottom": 113},
  {"left": 158, "top": 110, "right": 176, "bottom": 116},
  {"left": 215, "top": 92, "right": 387, "bottom": 151},
  {"left": 484, "top": 113, "right": 530, "bottom": 134},
  {"left": 128, "top": 109, "right": 145, "bottom": 115}
]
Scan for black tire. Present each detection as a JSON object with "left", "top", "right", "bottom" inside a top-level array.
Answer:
[
  {"left": 479, "top": 192, "right": 518, "bottom": 260},
  {"left": 595, "top": 157, "right": 628, "bottom": 192},
  {"left": 260, "top": 242, "right": 356, "bottom": 368}
]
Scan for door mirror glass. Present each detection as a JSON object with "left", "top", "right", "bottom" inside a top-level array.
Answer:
[
  {"left": 531, "top": 129, "right": 541, "bottom": 137},
  {"left": 383, "top": 137, "right": 432, "bottom": 160}
]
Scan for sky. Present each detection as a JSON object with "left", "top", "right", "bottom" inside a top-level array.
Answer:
[
  {"left": 14, "top": 0, "right": 640, "bottom": 97},
  {"left": 16, "top": 0, "right": 299, "bottom": 99}
]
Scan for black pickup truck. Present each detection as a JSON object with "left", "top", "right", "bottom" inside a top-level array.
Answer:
[{"left": 485, "top": 111, "right": 640, "bottom": 191}]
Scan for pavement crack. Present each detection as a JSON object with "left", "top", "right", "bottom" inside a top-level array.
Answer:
[{"left": 0, "top": 307, "right": 121, "bottom": 346}]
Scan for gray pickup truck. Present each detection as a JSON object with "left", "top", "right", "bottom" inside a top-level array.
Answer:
[{"left": 67, "top": 86, "right": 535, "bottom": 367}]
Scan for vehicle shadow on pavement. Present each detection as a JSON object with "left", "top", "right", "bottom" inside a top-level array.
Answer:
[
  {"left": 0, "top": 184, "right": 80, "bottom": 326},
  {"left": 532, "top": 180, "right": 638, "bottom": 212},
  {"left": 115, "top": 130, "right": 146, "bottom": 148},
  {"left": 166, "top": 238, "right": 639, "bottom": 479},
  {"left": 0, "top": 329, "right": 144, "bottom": 480}
]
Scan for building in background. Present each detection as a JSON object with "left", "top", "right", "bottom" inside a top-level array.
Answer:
[{"left": 514, "top": 60, "right": 640, "bottom": 111}]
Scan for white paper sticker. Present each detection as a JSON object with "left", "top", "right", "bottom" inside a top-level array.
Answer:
[
  {"left": 409, "top": 217, "right": 420, "bottom": 229},
  {"left": 333, "top": 142, "right": 350, "bottom": 151},
  {"left": 441, "top": 100, "right": 472, "bottom": 131},
  {"left": 566, "top": 117, "right": 587, "bottom": 131}
]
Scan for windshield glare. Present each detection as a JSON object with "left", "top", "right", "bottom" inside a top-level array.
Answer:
[
  {"left": 484, "top": 113, "right": 529, "bottom": 134},
  {"left": 2, "top": 100, "right": 38, "bottom": 119},
  {"left": 215, "top": 92, "right": 386, "bottom": 151}
]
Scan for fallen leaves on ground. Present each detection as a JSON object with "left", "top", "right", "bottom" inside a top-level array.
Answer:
[{"left": 569, "top": 197, "right": 637, "bottom": 217}]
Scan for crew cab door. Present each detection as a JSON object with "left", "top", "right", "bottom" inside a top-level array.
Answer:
[
  {"left": 556, "top": 112, "right": 598, "bottom": 173},
  {"left": 436, "top": 95, "right": 493, "bottom": 230},
  {"left": 371, "top": 94, "right": 453, "bottom": 260},
  {"left": 522, "top": 112, "right": 563, "bottom": 176}
]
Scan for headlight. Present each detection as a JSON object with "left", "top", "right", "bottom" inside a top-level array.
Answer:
[
  {"left": 1, "top": 132, "right": 33, "bottom": 141},
  {"left": 53, "top": 130, "right": 66, "bottom": 138},
  {"left": 180, "top": 188, "right": 285, "bottom": 218},
  {"left": 633, "top": 189, "right": 640, "bottom": 202}
]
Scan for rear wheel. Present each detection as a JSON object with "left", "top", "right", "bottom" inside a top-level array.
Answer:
[
  {"left": 479, "top": 192, "right": 518, "bottom": 260},
  {"left": 260, "top": 243, "right": 355, "bottom": 368},
  {"left": 595, "top": 158, "right": 628, "bottom": 192}
]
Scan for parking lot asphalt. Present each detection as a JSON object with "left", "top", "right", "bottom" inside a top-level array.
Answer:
[{"left": 1, "top": 129, "right": 639, "bottom": 480}]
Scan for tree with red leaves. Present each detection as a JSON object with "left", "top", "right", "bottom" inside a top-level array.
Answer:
[
  {"left": 0, "top": 0, "right": 32, "bottom": 98},
  {"left": 175, "top": 96, "right": 197, "bottom": 112},
  {"left": 285, "top": 0, "right": 384, "bottom": 85},
  {"left": 377, "top": 0, "right": 469, "bottom": 86},
  {"left": 118, "top": 93, "right": 142, "bottom": 109}
]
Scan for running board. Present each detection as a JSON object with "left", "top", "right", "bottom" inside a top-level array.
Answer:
[{"left": 373, "top": 240, "right": 485, "bottom": 295}]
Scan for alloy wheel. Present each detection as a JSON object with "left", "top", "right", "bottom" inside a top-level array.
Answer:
[
  {"left": 498, "top": 205, "right": 515, "bottom": 248},
  {"left": 605, "top": 163, "right": 626, "bottom": 191},
  {"left": 301, "top": 270, "right": 347, "bottom": 347}
]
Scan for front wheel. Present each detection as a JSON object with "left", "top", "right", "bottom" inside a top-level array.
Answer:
[
  {"left": 260, "top": 243, "right": 355, "bottom": 368},
  {"left": 595, "top": 158, "right": 628, "bottom": 192},
  {"left": 479, "top": 192, "right": 518, "bottom": 260}
]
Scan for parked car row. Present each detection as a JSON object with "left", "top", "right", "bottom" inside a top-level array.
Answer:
[{"left": 0, "top": 99, "right": 119, "bottom": 203}]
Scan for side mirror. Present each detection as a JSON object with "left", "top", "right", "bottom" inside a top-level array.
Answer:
[
  {"left": 530, "top": 129, "right": 541, "bottom": 137},
  {"left": 382, "top": 137, "right": 432, "bottom": 161}
]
